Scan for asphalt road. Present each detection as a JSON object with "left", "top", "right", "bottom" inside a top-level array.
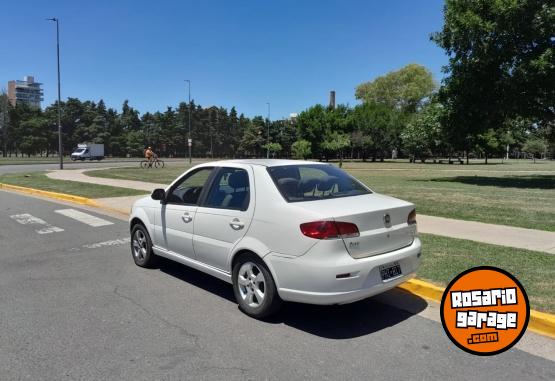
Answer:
[{"left": 1, "top": 191, "right": 554, "bottom": 380}]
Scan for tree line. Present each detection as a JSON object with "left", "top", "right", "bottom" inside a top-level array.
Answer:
[{"left": 0, "top": 95, "right": 297, "bottom": 159}]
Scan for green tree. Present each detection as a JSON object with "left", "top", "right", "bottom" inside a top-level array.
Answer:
[
  {"left": 291, "top": 139, "right": 312, "bottom": 160},
  {"left": 296, "top": 105, "right": 328, "bottom": 159},
  {"left": 355, "top": 64, "right": 436, "bottom": 113},
  {"left": 321, "top": 131, "right": 351, "bottom": 167},
  {"left": 262, "top": 142, "right": 282, "bottom": 158},
  {"left": 475, "top": 129, "right": 501, "bottom": 164},
  {"left": 523, "top": 137, "right": 547, "bottom": 163},
  {"left": 432, "top": 0, "right": 555, "bottom": 154},
  {"left": 351, "top": 102, "right": 401, "bottom": 161},
  {"left": 239, "top": 117, "right": 265, "bottom": 157},
  {"left": 401, "top": 101, "right": 445, "bottom": 162}
]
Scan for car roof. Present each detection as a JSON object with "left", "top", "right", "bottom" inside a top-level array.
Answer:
[{"left": 205, "top": 159, "right": 327, "bottom": 168}]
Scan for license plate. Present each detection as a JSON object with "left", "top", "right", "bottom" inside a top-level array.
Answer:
[{"left": 379, "top": 261, "right": 402, "bottom": 281}]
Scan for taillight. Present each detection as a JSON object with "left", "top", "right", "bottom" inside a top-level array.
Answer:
[
  {"left": 335, "top": 221, "right": 360, "bottom": 238},
  {"left": 408, "top": 209, "right": 417, "bottom": 225},
  {"left": 300, "top": 221, "right": 359, "bottom": 239}
]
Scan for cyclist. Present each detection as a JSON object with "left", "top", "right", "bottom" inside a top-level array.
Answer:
[{"left": 144, "top": 146, "right": 155, "bottom": 167}]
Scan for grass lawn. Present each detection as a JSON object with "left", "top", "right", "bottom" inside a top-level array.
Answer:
[
  {"left": 0, "top": 156, "right": 60, "bottom": 165},
  {"left": 86, "top": 165, "right": 192, "bottom": 184},
  {"left": 86, "top": 159, "right": 555, "bottom": 231},
  {"left": 419, "top": 233, "right": 555, "bottom": 313},
  {"left": 347, "top": 162, "right": 555, "bottom": 231},
  {"left": 0, "top": 172, "right": 147, "bottom": 198}
]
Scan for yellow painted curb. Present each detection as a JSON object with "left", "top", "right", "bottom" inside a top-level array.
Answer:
[
  {"left": 400, "top": 279, "right": 555, "bottom": 339},
  {"left": 0, "top": 182, "right": 99, "bottom": 207},
  {"left": 0, "top": 182, "right": 131, "bottom": 217}
]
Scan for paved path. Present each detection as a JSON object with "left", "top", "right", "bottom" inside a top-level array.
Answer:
[
  {"left": 48, "top": 168, "right": 167, "bottom": 191},
  {"left": 418, "top": 215, "right": 555, "bottom": 254},
  {"left": 47, "top": 169, "right": 555, "bottom": 254}
]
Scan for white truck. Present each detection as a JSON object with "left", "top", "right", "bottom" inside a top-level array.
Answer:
[{"left": 71, "top": 143, "right": 105, "bottom": 161}]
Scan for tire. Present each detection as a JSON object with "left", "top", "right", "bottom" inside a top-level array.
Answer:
[
  {"left": 130, "top": 224, "right": 158, "bottom": 267},
  {"left": 232, "top": 253, "right": 282, "bottom": 318},
  {"left": 154, "top": 160, "right": 164, "bottom": 168},
  {"left": 140, "top": 160, "right": 149, "bottom": 169}
]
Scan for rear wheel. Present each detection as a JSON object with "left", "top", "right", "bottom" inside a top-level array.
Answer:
[
  {"left": 140, "top": 160, "right": 149, "bottom": 169},
  {"left": 130, "top": 224, "right": 158, "bottom": 267},
  {"left": 232, "top": 253, "right": 282, "bottom": 318}
]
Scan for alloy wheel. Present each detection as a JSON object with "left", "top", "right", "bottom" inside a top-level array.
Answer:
[{"left": 237, "top": 262, "right": 266, "bottom": 307}]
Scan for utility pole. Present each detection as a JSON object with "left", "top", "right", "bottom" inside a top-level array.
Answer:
[
  {"left": 185, "top": 80, "right": 192, "bottom": 164},
  {"left": 47, "top": 17, "right": 63, "bottom": 169},
  {"left": 1, "top": 92, "right": 7, "bottom": 157},
  {"left": 266, "top": 102, "right": 270, "bottom": 159}
]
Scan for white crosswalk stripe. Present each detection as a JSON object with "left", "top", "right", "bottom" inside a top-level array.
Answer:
[
  {"left": 10, "top": 213, "right": 64, "bottom": 234},
  {"left": 54, "top": 209, "right": 114, "bottom": 227}
]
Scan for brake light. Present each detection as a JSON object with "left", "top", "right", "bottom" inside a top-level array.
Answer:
[
  {"left": 335, "top": 221, "right": 360, "bottom": 238},
  {"left": 408, "top": 209, "right": 417, "bottom": 225},
  {"left": 300, "top": 221, "right": 359, "bottom": 239}
]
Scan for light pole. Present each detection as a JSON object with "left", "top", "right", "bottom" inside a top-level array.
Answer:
[
  {"left": 47, "top": 17, "right": 63, "bottom": 169},
  {"left": 185, "top": 80, "right": 192, "bottom": 164},
  {"left": 266, "top": 102, "right": 270, "bottom": 159}
]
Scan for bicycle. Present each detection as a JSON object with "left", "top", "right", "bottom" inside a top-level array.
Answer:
[{"left": 140, "top": 158, "right": 165, "bottom": 169}]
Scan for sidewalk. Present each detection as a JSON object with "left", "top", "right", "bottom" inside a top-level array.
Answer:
[
  {"left": 47, "top": 169, "right": 555, "bottom": 254},
  {"left": 47, "top": 168, "right": 167, "bottom": 191}
]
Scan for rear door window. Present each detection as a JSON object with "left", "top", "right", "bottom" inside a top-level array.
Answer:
[
  {"left": 268, "top": 164, "right": 370, "bottom": 202},
  {"left": 203, "top": 167, "right": 250, "bottom": 211}
]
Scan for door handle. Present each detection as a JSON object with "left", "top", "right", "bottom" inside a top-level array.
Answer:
[
  {"left": 229, "top": 218, "right": 244, "bottom": 230},
  {"left": 182, "top": 212, "right": 193, "bottom": 223}
]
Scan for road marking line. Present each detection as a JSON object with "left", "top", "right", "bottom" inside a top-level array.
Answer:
[
  {"left": 82, "top": 237, "right": 130, "bottom": 249},
  {"left": 37, "top": 226, "right": 65, "bottom": 234},
  {"left": 9, "top": 213, "right": 64, "bottom": 234},
  {"left": 55, "top": 209, "right": 114, "bottom": 227}
]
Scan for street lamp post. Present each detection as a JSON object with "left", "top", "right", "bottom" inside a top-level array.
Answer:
[
  {"left": 47, "top": 17, "right": 63, "bottom": 169},
  {"left": 185, "top": 80, "right": 192, "bottom": 164},
  {"left": 266, "top": 102, "right": 270, "bottom": 159}
]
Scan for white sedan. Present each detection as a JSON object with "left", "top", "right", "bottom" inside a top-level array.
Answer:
[{"left": 129, "top": 159, "right": 421, "bottom": 318}]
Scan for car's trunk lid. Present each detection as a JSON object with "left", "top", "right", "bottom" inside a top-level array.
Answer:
[{"left": 294, "top": 193, "right": 417, "bottom": 258}]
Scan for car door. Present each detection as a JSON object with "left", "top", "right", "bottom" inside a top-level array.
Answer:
[
  {"left": 193, "top": 166, "right": 254, "bottom": 271},
  {"left": 154, "top": 167, "right": 214, "bottom": 258}
]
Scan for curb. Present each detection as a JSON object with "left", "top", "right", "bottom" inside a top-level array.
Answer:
[
  {"left": 400, "top": 279, "right": 555, "bottom": 339},
  {"left": 2, "top": 182, "right": 555, "bottom": 339},
  {"left": 0, "top": 182, "right": 99, "bottom": 207},
  {"left": 0, "top": 182, "right": 129, "bottom": 217}
]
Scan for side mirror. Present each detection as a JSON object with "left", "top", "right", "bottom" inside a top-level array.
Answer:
[{"left": 151, "top": 188, "right": 166, "bottom": 202}]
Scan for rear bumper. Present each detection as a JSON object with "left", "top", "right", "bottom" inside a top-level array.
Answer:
[{"left": 265, "top": 237, "right": 421, "bottom": 305}]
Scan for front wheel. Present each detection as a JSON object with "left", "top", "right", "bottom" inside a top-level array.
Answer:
[
  {"left": 232, "top": 254, "right": 282, "bottom": 318},
  {"left": 130, "top": 224, "right": 158, "bottom": 267},
  {"left": 154, "top": 160, "right": 164, "bottom": 168}
]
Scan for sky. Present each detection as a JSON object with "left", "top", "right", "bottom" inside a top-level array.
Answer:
[{"left": 1, "top": 0, "right": 447, "bottom": 119}]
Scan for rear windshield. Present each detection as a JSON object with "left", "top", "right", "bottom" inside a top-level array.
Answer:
[{"left": 267, "top": 164, "right": 371, "bottom": 202}]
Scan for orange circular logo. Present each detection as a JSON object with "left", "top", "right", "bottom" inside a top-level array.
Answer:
[{"left": 440, "top": 266, "right": 529, "bottom": 355}]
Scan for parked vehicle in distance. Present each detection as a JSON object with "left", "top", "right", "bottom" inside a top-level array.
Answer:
[
  {"left": 129, "top": 159, "right": 422, "bottom": 318},
  {"left": 70, "top": 143, "right": 105, "bottom": 161}
]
